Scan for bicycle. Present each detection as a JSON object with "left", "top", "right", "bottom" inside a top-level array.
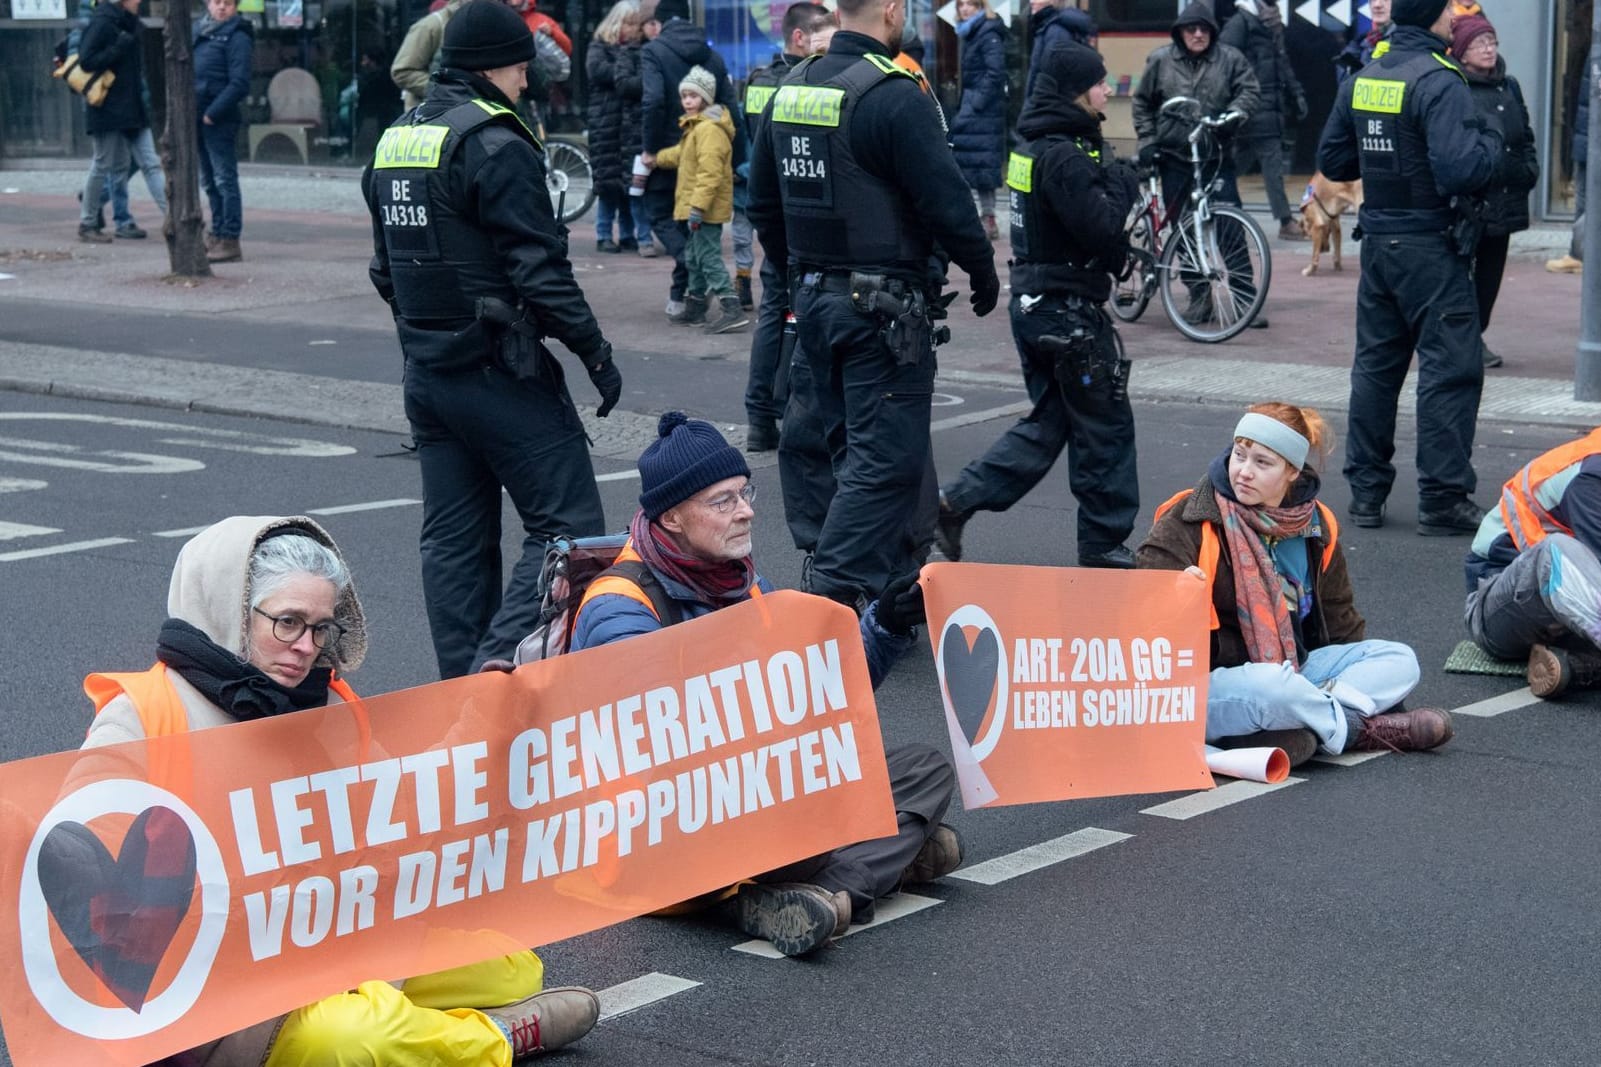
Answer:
[
  {"left": 1110, "top": 97, "right": 1272, "bottom": 343},
  {"left": 543, "top": 133, "right": 595, "bottom": 224}
]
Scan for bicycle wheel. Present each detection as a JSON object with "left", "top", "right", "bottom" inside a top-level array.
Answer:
[
  {"left": 1110, "top": 209, "right": 1156, "bottom": 323},
  {"left": 544, "top": 138, "right": 595, "bottom": 224},
  {"left": 1157, "top": 204, "right": 1272, "bottom": 343}
]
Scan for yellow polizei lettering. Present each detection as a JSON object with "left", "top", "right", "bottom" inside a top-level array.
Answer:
[
  {"left": 1352, "top": 77, "right": 1405, "bottom": 115},
  {"left": 746, "top": 84, "right": 776, "bottom": 114},
  {"left": 1006, "top": 152, "right": 1033, "bottom": 194},
  {"left": 374, "top": 124, "right": 449, "bottom": 169},
  {"left": 772, "top": 85, "right": 845, "bottom": 127}
]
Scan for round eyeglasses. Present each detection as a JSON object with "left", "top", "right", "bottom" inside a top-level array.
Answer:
[
  {"left": 253, "top": 607, "right": 347, "bottom": 649},
  {"left": 699, "top": 481, "right": 758, "bottom": 514}
]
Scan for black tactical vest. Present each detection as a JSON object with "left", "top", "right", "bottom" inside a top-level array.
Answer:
[
  {"left": 769, "top": 53, "right": 931, "bottom": 275},
  {"left": 1349, "top": 49, "right": 1463, "bottom": 212},
  {"left": 372, "top": 98, "right": 539, "bottom": 323},
  {"left": 1008, "top": 135, "right": 1123, "bottom": 296}
]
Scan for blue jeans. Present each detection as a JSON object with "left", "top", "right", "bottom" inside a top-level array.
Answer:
[
  {"left": 731, "top": 206, "right": 753, "bottom": 273},
  {"left": 594, "top": 187, "right": 628, "bottom": 243},
  {"left": 199, "top": 119, "right": 242, "bottom": 238},
  {"left": 1205, "top": 640, "right": 1420, "bottom": 754},
  {"left": 101, "top": 127, "right": 167, "bottom": 226},
  {"left": 628, "top": 195, "right": 653, "bottom": 243},
  {"left": 80, "top": 131, "right": 132, "bottom": 229}
]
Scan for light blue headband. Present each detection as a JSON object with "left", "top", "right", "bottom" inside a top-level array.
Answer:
[{"left": 1234, "top": 412, "right": 1309, "bottom": 471}]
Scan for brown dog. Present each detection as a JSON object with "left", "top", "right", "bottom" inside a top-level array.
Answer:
[{"left": 1298, "top": 174, "right": 1363, "bottom": 276}]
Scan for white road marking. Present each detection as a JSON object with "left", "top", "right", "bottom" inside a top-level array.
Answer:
[
  {"left": 307, "top": 498, "right": 421, "bottom": 515},
  {"left": 949, "top": 827, "right": 1132, "bottom": 886},
  {"left": 1311, "top": 751, "right": 1388, "bottom": 767},
  {"left": 730, "top": 892, "right": 942, "bottom": 958},
  {"left": 0, "top": 520, "right": 61, "bottom": 541},
  {"left": 153, "top": 525, "right": 213, "bottom": 538},
  {"left": 0, "top": 413, "right": 355, "bottom": 457},
  {"left": 1452, "top": 688, "right": 1541, "bottom": 718},
  {"left": 0, "top": 439, "right": 205, "bottom": 474},
  {"left": 0, "top": 477, "right": 48, "bottom": 493},
  {"left": 597, "top": 470, "right": 640, "bottom": 482},
  {"left": 0, "top": 537, "right": 134, "bottom": 562},
  {"left": 596, "top": 972, "right": 701, "bottom": 1021},
  {"left": 1139, "top": 777, "right": 1305, "bottom": 821}
]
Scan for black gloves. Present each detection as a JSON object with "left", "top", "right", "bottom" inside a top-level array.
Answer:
[
  {"left": 874, "top": 571, "right": 926, "bottom": 636},
  {"left": 1291, "top": 93, "right": 1309, "bottom": 124},
  {"left": 1137, "top": 143, "right": 1161, "bottom": 168},
  {"left": 969, "top": 261, "right": 1000, "bottom": 318},
  {"left": 582, "top": 340, "right": 622, "bottom": 417}
]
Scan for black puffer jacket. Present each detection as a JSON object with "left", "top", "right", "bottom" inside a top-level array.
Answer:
[
  {"left": 77, "top": 0, "right": 147, "bottom": 134},
  {"left": 1218, "top": 6, "right": 1303, "bottom": 140},
  {"left": 1466, "top": 58, "right": 1539, "bottom": 237},
  {"left": 640, "top": 18, "right": 740, "bottom": 192},
  {"left": 616, "top": 41, "right": 646, "bottom": 165},
  {"left": 949, "top": 14, "right": 1009, "bottom": 191},
  {"left": 586, "top": 38, "right": 627, "bottom": 195}
]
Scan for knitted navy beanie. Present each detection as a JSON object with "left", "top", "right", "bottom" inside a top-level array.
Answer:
[
  {"left": 638, "top": 411, "right": 751, "bottom": 519},
  {"left": 440, "top": 0, "right": 537, "bottom": 72}
]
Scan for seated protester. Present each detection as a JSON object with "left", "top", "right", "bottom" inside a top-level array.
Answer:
[
  {"left": 79, "top": 516, "right": 597, "bottom": 1065},
  {"left": 569, "top": 412, "right": 961, "bottom": 957},
  {"left": 1464, "top": 427, "right": 1601, "bottom": 697},
  {"left": 1136, "top": 403, "right": 1454, "bottom": 764}
]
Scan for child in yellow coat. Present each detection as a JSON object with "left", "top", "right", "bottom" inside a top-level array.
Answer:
[{"left": 653, "top": 65, "right": 749, "bottom": 333}]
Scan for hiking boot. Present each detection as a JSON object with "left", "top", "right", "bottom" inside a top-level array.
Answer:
[
  {"left": 735, "top": 270, "right": 754, "bottom": 310},
  {"left": 669, "top": 293, "right": 707, "bottom": 326},
  {"left": 482, "top": 986, "right": 600, "bottom": 1057},
  {"left": 1527, "top": 643, "right": 1601, "bottom": 698},
  {"left": 1481, "top": 338, "right": 1503, "bottom": 368},
  {"left": 114, "top": 223, "right": 147, "bottom": 239},
  {"left": 1347, "top": 707, "right": 1454, "bottom": 753},
  {"left": 1349, "top": 498, "right": 1386, "bottom": 528},
  {"left": 204, "top": 232, "right": 219, "bottom": 254},
  {"left": 935, "top": 493, "right": 969, "bottom": 562},
  {"left": 746, "top": 417, "right": 779, "bottom": 453},
  {"left": 1219, "top": 728, "right": 1318, "bottom": 768},
  {"left": 1079, "top": 544, "right": 1135, "bottom": 569},
  {"left": 207, "top": 238, "right": 242, "bottom": 263},
  {"left": 78, "top": 224, "right": 112, "bottom": 244},
  {"left": 1278, "top": 218, "right": 1308, "bottom": 242},
  {"left": 1418, "top": 498, "right": 1484, "bottom": 537},
  {"left": 638, "top": 241, "right": 660, "bottom": 258},
  {"left": 596, "top": 238, "right": 621, "bottom": 253},
  {"left": 704, "top": 295, "right": 750, "bottom": 334},
  {"left": 983, "top": 213, "right": 1000, "bottom": 242},
  {"left": 735, "top": 882, "right": 850, "bottom": 956},
  {"left": 1546, "top": 254, "right": 1583, "bottom": 274},
  {"left": 904, "top": 823, "right": 963, "bottom": 883}
]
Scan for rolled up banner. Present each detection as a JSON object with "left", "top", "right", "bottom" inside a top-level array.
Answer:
[{"left": 1203, "top": 745, "right": 1289, "bottom": 784}]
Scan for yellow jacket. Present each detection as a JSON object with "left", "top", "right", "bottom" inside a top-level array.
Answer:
[{"left": 654, "top": 104, "right": 735, "bottom": 224}]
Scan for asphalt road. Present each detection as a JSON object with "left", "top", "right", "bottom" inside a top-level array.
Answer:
[{"left": 3, "top": 388, "right": 1597, "bottom": 1065}]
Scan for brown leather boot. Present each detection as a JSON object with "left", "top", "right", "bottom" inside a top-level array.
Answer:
[
  {"left": 1348, "top": 707, "right": 1454, "bottom": 752},
  {"left": 735, "top": 882, "right": 850, "bottom": 956},
  {"left": 1528, "top": 643, "right": 1601, "bottom": 698},
  {"left": 207, "top": 237, "right": 242, "bottom": 263},
  {"left": 904, "top": 823, "right": 963, "bottom": 883},
  {"left": 481, "top": 986, "right": 600, "bottom": 1058}
]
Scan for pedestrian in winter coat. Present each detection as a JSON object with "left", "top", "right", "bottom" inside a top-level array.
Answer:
[
  {"left": 652, "top": 66, "right": 748, "bottom": 334},
  {"left": 1549, "top": 62, "right": 1588, "bottom": 274},
  {"left": 587, "top": 0, "right": 639, "bottom": 252},
  {"left": 74, "top": 515, "right": 600, "bottom": 1065},
  {"left": 392, "top": 0, "right": 466, "bottom": 109},
  {"left": 1220, "top": 0, "right": 1308, "bottom": 241},
  {"left": 1335, "top": 0, "right": 1391, "bottom": 82},
  {"left": 949, "top": 0, "right": 1008, "bottom": 240},
  {"left": 640, "top": 0, "right": 740, "bottom": 318},
  {"left": 616, "top": 21, "right": 655, "bottom": 254},
  {"left": 1132, "top": 0, "right": 1260, "bottom": 212},
  {"left": 193, "top": 0, "right": 254, "bottom": 263},
  {"left": 1024, "top": 0, "right": 1095, "bottom": 105},
  {"left": 1137, "top": 403, "right": 1454, "bottom": 763},
  {"left": 74, "top": 0, "right": 150, "bottom": 243},
  {"left": 569, "top": 412, "right": 960, "bottom": 959},
  {"left": 1452, "top": 14, "right": 1538, "bottom": 368}
]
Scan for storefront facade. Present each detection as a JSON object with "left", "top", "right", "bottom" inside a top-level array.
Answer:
[{"left": 0, "top": 0, "right": 1587, "bottom": 219}]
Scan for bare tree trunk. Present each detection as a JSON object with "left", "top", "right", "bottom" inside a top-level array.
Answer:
[{"left": 162, "top": 0, "right": 211, "bottom": 278}]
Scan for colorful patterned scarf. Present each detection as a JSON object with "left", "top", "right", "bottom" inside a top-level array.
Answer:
[
  {"left": 628, "top": 508, "right": 756, "bottom": 607},
  {"left": 1215, "top": 493, "right": 1317, "bottom": 666}
]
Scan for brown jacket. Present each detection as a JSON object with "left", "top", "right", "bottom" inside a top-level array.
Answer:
[{"left": 1135, "top": 476, "right": 1364, "bottom": 669}]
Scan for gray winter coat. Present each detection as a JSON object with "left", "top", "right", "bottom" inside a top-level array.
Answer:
[{"left": 1132, "top": 1, "right": 1260, "bottom": 157}]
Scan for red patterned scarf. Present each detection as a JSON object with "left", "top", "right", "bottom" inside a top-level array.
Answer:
[
  {"left": 628, "top": 508, "right": 756, "bottom": 607},
  {"left": 1215, "top": 493, "right": 1316, "bottom": 665}
]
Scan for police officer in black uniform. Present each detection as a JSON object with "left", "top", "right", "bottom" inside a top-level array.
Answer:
[
  {"left": 362, "top": 0, "right": 623, "bottom": 678},
  {"left": 742, "top": 0, "right": 834, "bottom": 455},
  {"left": 1316, "top": 0, "right": 1502, "bottom": 536},
  {"left": 935, "top": 43, "right": 1142, "bottom": 568},
  {"left": 747, "top": 0, "right": 999, "bottom": 608}
]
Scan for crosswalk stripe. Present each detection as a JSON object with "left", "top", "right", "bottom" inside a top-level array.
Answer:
[
  {"left": 1140, "top": 777, "right": 1305, "bottom": 820},
  {"left": 949, "top": 827, "right": 1132, "bottom": 885},
  {"left": 730, "top": 892, "right": 942, "bottom": 958},
  {"left": 597, "top": 972, "right": 702, "bottom": 1021}
]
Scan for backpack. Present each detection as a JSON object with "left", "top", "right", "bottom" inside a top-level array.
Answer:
[{"left": 512, "top": 533, "right": 682, "bottom": 663}]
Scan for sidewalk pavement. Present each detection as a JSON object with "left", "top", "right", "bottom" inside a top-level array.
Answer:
[{"left": 2, "top": 163, "right": 1597, "bottom": 441}]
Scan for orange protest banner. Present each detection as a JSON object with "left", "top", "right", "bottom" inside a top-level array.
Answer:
[
  {"left": 0, "top": 591, "right": 895, "bottom": 1067},
  {"left": 921, "top": 563, "right": 1214, "bottom": 808}
]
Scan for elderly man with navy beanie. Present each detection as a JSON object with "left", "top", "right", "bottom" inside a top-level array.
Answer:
[{"left": 569, "top": 411, "right": 961, "bottom": 957}]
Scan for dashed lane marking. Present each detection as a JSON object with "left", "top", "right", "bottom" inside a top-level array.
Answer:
[
  {"left": 307, "top": 498, "right": 421, "bottom": 515},
  {"left": 154, "top": 525, "right": 217, "bottom": 538},
  {"left": 949, "top": 827, "right": 1132, "bottom": 886},
  {"left": 0, "top": 520, "right": 61, "bottom": 541},
  {"left": 1312, "top": 751, "right": 1388, "bottom": 767},
  {"left": 1452, "top": 688, "right": 1541, "bottom": 718},
  {"left": 730, "top": 892, "right": 942, "bottom": 958},
  {"left": 596, "top": 972, "right": 702, "bottom": 1021},
  {"left": 1139, "top": 777, "right": 1305, "bottom": 821},
  {"left": 0, "top": 537, "right": 134, "bottom": 562}
]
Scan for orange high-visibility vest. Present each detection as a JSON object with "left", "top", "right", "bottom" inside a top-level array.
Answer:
[
  {"left": 1498, "top": 427, "right": 1601, "bottom": 551},
  {"left": 577, "top": 539, "right": 765, "bottom": 619},
  {"left": 1152, "top": 488, "right": 1340, "bottom": 632}
]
